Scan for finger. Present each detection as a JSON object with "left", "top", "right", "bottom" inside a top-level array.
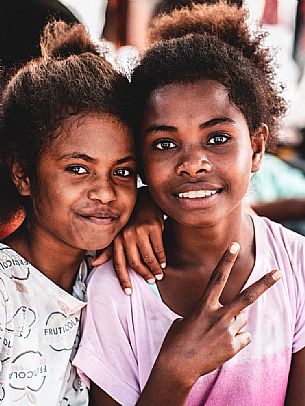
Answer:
[
  {"left": 234, "top": 331, "right": 252, "bottom": 353},
  {"left": 113, "top": 237, "right": 132, "bottom": 295},
  {"left": 229, "top": 312, "right": 248, "bottom": 336},
  {"left": 226, "top": 269, "right": 281, "bottom": 316},
  {"left": 237, "top": 326, "right": 247, "bottom": 334},
  {"left": 201, "top": 242, "right": 240, "bottom": 305},
  {"left": 149, "top": 230, "right": 167, "bottom": 270},
  {"left": 125, "top": 241, "right": 156, "bottom": 284},
  {"left": 91, "top": 245, "right": 112, "bottom": 266},
  {"left": 137, "top": 235, "right": 164, "bottom": 279}
]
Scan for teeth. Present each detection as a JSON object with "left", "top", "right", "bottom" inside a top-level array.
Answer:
[{"left": 177, "top": 190, "right": 218, "bottom": 198}]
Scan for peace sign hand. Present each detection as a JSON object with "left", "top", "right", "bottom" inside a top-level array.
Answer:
[{"left": 156, "top": 242, "right": 281, "bottom": 389}]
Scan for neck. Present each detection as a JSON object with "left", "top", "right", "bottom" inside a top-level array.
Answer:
[
  {"left": 164, "top": 206, "right": 254, "bottom": 271},
  {"left": 4, "top": 220, "right": 85, "bottom": 293}
]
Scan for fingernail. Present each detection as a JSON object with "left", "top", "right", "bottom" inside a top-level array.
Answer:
[
  {"left": 161, "top": 263, "right": 166, "bottom": 269},
  {"left": 271, "top": 270, "right": 282, "bottom": 282},
  {"left": 124, "top": 288, "right": 132, "bottom": 295},
  {"left": 230, "top": 242, "right": 239, "bottom": 254},
  {"left": 155, "top": 274, "right": 164, "bottom": 281},
  {"left": 147, "top": 278, "right": 156, "bottom": 284}
]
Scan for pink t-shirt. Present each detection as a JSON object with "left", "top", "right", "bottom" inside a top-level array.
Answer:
[{"left": 73, "top": 216, "right": 305, "bottom": 405}]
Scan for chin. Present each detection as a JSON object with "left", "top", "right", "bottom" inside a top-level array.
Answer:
[
  {"left": 87, "top": 241, "right": 113, "bottom": 251},
  {"left": 74, "top": 236, "right": 113, "bottom": 252},
  {"left": 169, "top": 210, "right": 226, "bottom": 228}
]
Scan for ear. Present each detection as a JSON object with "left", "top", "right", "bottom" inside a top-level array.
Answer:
[
  {"left": 11, "top": 162, "right": 31, "bottom": 196},
  {"left": 251, "top": 124, "right": 268, "bottom": 173}
]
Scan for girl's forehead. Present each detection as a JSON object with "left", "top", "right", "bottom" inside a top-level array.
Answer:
[
  {"left": 144, "top": 80, "right": 245, "bottom": 123},
  {"left": 45, "top": 113, "right": 134, "bottom": 158},
  {"left": 147, "top": 80, "right": 229, "bottom": 109}
]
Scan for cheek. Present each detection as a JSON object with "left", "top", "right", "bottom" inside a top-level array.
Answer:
[
  {"left": 32, "top": 181, "right": 57, "bottom": 212},
  {"left": 226, "top": 146, "right": 253, "bottom": 194},
  {"left": 126, "top": 190, "right": 137, "bottom": 215},
  {"left": 32, "top": 180, "right": 81, "bottom": 219},
  {"left": 237, "top": 143, "right": 253, "bottom": 176},
  {"left": 143, "top": 152, "right": 170, "bottom": 186},
  {"left": 119, "top": 186, "right": 137, "bottom": 218},
  {"left": 225, "top": 139, "right": 253, "bottom": 170},
  {"left": 145, "top": 168, "right": 165, "bottom": 196}
]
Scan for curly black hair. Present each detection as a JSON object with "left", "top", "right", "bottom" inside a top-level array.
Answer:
[
  {"left": 0, "top": 20, "right": 132, "bottom": 225},
  {"left": 152, "top": 0, "right": 243, "bottom": 19},
  {"left": 132, "top": 2, "right": 286, "bottom": 150}
]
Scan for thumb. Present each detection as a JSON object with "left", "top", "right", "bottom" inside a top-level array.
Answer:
[{"left": 91, "top": 244, "right": 113, "bottom": 266}]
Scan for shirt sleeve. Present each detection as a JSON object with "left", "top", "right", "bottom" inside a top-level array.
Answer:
[{"left": 72, "top": 266, "right": 141, "bottom": 406}]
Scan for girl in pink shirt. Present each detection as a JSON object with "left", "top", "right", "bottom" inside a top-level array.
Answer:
[{"left": 74, "top": 3, "right": 305, "bottom": 405}]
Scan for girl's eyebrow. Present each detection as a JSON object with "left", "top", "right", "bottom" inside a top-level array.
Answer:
[
  {"left": 200, "top": 117, "right": 235, "bottom": 128},
  {"left": 145, "top": 118, "right": 236, "bottom": 135},
  {"left": 58, "top": 153, "right": 96, "bottom": 162},
  {"left": 116, "top": 156, "right": 137, "bottom": 165},
  {"left": 144, "top": 125, "right": 176, "bottom": 134},
  {"left": 58, "top": 153, "right": 136, "bottom": 165}
]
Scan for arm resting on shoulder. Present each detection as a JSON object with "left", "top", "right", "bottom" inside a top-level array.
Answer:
[{"left": 92, "top": 186, "right": 166, "bottom": 292}]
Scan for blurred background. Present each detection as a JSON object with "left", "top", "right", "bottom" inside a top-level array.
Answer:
[{"left": 2, "top": 0, "right": 305, "bottom": 237}]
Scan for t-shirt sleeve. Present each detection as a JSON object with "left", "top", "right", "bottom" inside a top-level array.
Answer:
[{"left": 73, "top": 266, "right": 141, "bottom": 406}]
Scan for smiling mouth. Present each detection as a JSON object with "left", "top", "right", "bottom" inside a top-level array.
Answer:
[
  {"left": 175, "top": 189, "right": 222, "bottom": 199},
  {"left": 77, "top": 213, "right": 119, "bottom": 225}
]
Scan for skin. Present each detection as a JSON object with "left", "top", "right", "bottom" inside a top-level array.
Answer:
[
  {"left": 92, "top": 186, "right": 167, "bottom": 290},
  {"left": 90, "top": 243, "right": 280, "bottom": 405},
  {"left": 141, "top": 80, "right": 305, "bottom": 405},
  {"left": 5, "top": 113, "right": 137, "bottom": 292},
  {"left": 142, "top": 81, "right": 255, "bottom": 228},
  {"left": 141, "top": 80, "right": 265, "bottom": 312},
  {"left": 89, "top": 80, "right": 292, "bottom": 405},
  {"left": 285, "top": 348, "right": 305, "bottom": 404}
]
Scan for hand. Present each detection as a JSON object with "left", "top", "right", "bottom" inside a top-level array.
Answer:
[
  {"left": 91, "top": 245, "right": 112, "bottom": 267},
  {"left": 92, "top": 187, "right": 165, "bottom": 294},
  {"left": 155, "top": 242, "right": 281, "bottom": 389}
]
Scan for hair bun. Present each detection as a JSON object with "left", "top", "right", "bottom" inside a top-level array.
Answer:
[
  {"left": 149, "top": 3, "right": 255, "bottom": 56},
  {"left": 40, "top": 20, "right": 99, "bottom": 59}
]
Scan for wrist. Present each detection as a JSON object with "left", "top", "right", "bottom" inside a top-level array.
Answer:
[
  {"left": 138, "top": 363, "right": 192, "bottom": 406},
  {"left": 152, "top": 350, "right": 197, "bottom": 393}
]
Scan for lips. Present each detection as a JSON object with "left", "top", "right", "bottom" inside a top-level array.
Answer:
[
  {"left": 177, "top": 190, "right": 218, "bottom": 198},
  {"left": 76, "top": 211, "right": 119, "bottom": 225},
  {"left": 171, "top": 182, "right": 223, "bottom": 209},
  {"left": 173, "top": 182, "right": 222, "bottom": 195}
]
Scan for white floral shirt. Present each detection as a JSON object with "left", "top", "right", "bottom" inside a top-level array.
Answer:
[{"left": 0, "top": 243, "right": 89, "bottom": 405}]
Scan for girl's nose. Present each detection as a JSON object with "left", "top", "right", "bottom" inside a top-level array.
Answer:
[
  {"left": 175, "top": 151, "right": 213, "bottom": 177},
  {"left": 88, "top": 177, "right": 116, "bottom": 204}
]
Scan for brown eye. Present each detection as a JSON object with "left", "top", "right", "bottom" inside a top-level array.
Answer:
[
  {"left": 208, "top": 134, "right": 229, "bottom": 145},
  {"left": 114, "top": 168, "right": 132, "bottom": 178},
  {"left": 154, "top": 140, "right": 176, "bottom": 150},
  {"left": 66, "top": 165, "right": 88, "bottom": 175}
]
